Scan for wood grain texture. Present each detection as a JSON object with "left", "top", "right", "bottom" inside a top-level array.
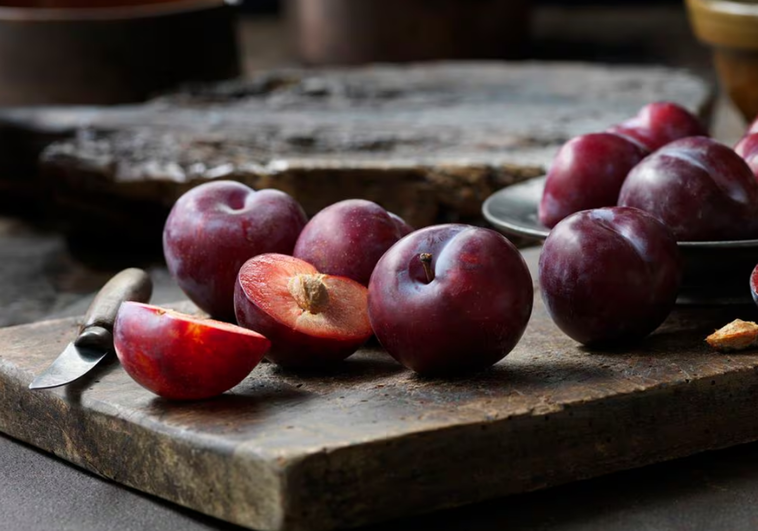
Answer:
[
  {"left": 2, "top": 250, "right": 758, "bottom": 531},
  {"left": 0, "top": 62, "right": 712, "bottom": 235}
]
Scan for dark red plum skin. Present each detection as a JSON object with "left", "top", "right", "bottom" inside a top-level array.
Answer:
[
  {"left": 607, "top": 101, "right": 707, "bottom": 151},
  {"left": 234, "top": 280, "right": 367, "bottom": 368},
  {"left": 539, "top": 133, "right": 649, "bottom": 229},
  {"left": 539, "top": 207, "right": 682, "bottom": 347},
  {"left": 163, "top": 180, "right": 307, "bottom": 321},
  {"left": 751, "top": 264, "right": 758, "bottom": 306},
  {"left": 618, "top": 137, "right": 758, "bottom": 241},
  {"left": 735, "top": 133, "right": 758, "bottom": 179},
  {"left": 293, "top": 199, "right": 413, "bottom": 286},
  {"left": 368, "top": 224, "right": 533, "bottom": 374}
]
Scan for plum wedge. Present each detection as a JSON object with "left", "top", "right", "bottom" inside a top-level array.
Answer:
[{"left": 114, "top": 302, "right": 270, "bottom": 400}]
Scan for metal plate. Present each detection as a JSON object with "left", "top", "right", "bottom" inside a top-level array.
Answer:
[{"left": 482, "top": 176, "right": 758, "bottom": 305}]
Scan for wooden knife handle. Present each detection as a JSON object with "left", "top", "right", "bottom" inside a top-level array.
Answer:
[{"left": 80, "top": 268, "right": 153, "bottom": 333}]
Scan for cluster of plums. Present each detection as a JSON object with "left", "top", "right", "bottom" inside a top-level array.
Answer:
[
  {"left": 539, "top": 102, "right": 758, "bottom": 349},
  {"left": 114, "top": 181, "right": 534, "bottom": 400},
  {"left": 112, "top": 100, "right": 750, "bottom": 401}
]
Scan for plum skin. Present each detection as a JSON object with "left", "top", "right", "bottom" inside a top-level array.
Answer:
[
  {"left": 368, "top": 224, "right": 533, "bottom": 374},
  {"left": 735, "top": 133, "right": 758, "bottom": 178},
  {"left": 618, "top": 136, "right": 758, "bottom": 241},
  {"left": 293, "top": 199, "right": 413, "bottom": 286},
  {"left": 538, "top": 207, "right": 682, "bottom": 346},
  {"left": 751, "top": 264, "right": 758, "bottom": 306},
  {"left": 539, "top": 132, "right": 649, "bottom": 228},
  {"left": 114, "top": 302, "right": 270, "bottom": 400},
  {"left": 163, "top": 180, "right": 307, "bottom": 321},
  {"left": 607, "top": 101, "right": 707, "bottom": 151}
]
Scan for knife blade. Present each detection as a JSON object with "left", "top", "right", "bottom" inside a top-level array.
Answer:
[{"left": 29, "top": 267, "right": 153, "bottom": 390}]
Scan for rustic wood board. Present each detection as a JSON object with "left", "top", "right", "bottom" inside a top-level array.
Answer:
[
  {"left": 0, "top": 62, "right": 711, "bottom": 237},
  {"left": 2, "top": 250, "right": 758, "bottom": 531}
]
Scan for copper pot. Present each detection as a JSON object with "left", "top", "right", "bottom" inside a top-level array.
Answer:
[
  {"left": 286, "top": 0, "right": 531, "bottom": 65},
  {"left": 0, "top": 0, "right": 239, "bottom": 105}
]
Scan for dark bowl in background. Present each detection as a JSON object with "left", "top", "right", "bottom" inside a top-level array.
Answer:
[
  {"left": 0, "top": 0, "right": 239, "bottom": 105},
  {"left": 285, "top": 0, "right": 532, "bottom": 66}
]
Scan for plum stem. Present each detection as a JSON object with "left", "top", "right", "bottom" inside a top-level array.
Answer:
[
  {"left": 419, "top": 253, "right": 434, "bottom": 283},
  {"left": 288, "top": 274, "right": 330, "bottom": 314}
]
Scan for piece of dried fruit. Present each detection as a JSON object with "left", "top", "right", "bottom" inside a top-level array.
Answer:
[{"left": 706, "top": 319, "right": 758, "bottom": 351}]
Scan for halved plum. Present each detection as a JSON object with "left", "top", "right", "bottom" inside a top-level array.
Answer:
[{"left": 234, "top": 254, "right": 372, "bottom": 368}]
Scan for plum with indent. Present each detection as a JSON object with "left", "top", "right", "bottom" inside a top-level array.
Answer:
[
  {"left": 163, "top": 180, "right": 307, "bottom": 321},
  {"left": 618, "top": 137, "right": 758, "bottom": 241},
  {"left": 538, "top": 207, "right": 682, "bottom": 346}
]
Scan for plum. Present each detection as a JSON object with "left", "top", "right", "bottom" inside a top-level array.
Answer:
[
  {"left": 539, "top": 207, "right": 682, "bottom": 346},
  {"left": 368, "top": 224, "right": 533, "bottom": 374},
  {"left": 163, "top": 180, "right": 308, "bottom": 321},
  {"left": 751, "top": 264, "right": 758, "bottom": 306},
  {"left": 539, "top": 132, "right": 649, "bottom": 228},
  {"left": 618, "top": 136, "right": 758, "bottom": 241},
  {"left": 735, "top": 133, "right": 758, "bottom": 179},
  {"left": 114, "top": 302, "right": 270, "bottom": 400},
  {"left": 293, "top": 199, "right": 413, "bottom": 286},
  {"left": 607, "top": 101, "right": 707, "bottom": 151},
  {"left": 235, "top": 254, "right": 373, "bottom": 368}
]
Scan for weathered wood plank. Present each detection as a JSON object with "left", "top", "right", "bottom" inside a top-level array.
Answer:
[
  {"left": 0, "top": 62, "right": 712, "bottom": 244},
  {"left": 2, "top": 250, "right": 757, "bottom": 531}
]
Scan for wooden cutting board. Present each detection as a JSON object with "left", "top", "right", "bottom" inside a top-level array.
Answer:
[{"left": 2, "top": 249, "right": 758, "bottom": 531}]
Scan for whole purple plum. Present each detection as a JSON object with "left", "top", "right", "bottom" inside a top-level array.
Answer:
[
  {"left": 368, "top": 224, "right": 533, "bottom": 374},
  {"left": 163, "top": 180, "right": 308, "bottom": 321},
  {"left": 607, "top": 101, "right": 707, "bottom": 151},
  {"left": 539, "top": 207, "right": 682, "bottom": 346},
  {"left": 539, "top": 132, "right": 649, "bottom": 228},
  {"left": 293, "top": 199, "right": 413, "bottom": 286},
  {"left": 618, "top": 137, "right": 758, "bottom": 241},
  {"left": 735, "top": 133, "right": 758, "bottom": 179}
]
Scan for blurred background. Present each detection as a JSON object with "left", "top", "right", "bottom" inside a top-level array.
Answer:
[{"left": 0, "top": 0, "right": 748, "bottom": 326}]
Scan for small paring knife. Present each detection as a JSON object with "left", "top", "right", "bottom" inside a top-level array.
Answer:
[{"left": 29, "top": 268, "right": 153, "bottom": 390}]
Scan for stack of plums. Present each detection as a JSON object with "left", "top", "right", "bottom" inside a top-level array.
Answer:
[
  {"left": 539, "top": 101, "right": 758, "bottom": 349},
  {"left": 114, "top": 182, "right": 534, "bottom": 399}
]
